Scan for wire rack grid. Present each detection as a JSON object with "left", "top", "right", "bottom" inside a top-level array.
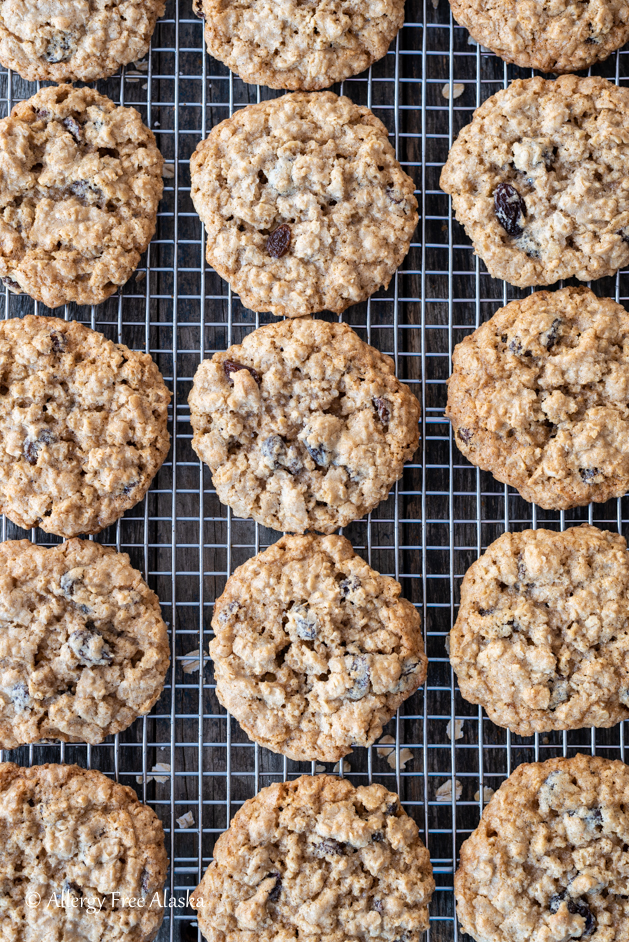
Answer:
[{"left": 1, "top": 2, "right": 629, "bottom": 942}]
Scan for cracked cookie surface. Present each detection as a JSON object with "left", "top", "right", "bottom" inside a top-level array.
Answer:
[
  {"left": 455, "top": 754, "right": 629, "bottom": 942},
  {"left": 211, "top": 534, "right": 426, "bottom": 762},
  {"left": 197, "top": 0, "right": 403, "bottom": 90},
  {"left": 0, "top": 539, "right": 170, "bottom": 748},
  {"left": 188, "top": 318, "right": 420, "bottom": 533},
  {"left": 0, "top": 0, "right": 164, "bottom": 82},
  {"left": 190, "top": 92, "right": 417, "bottom": 318},
  {"left": 446, "top": 287, "right": 629, "bottom": 510},
  {"left": 0, "top": 83, "right": 163, "bottom": 308},
  {"left": 191, "top": 774, "right": 434, "bottom": 942},
  {"left": 0, "top": 314, "right": 171, "bottom": 537},
  {"left": 450, "top": 525, "right": 629, "bottom": 736},
  {"left": 449, "top": 0, "right": 629, "bottom": 73},
  {"left": 0, "top": 762, "right": 167, "bottom": 941},
  {"left": 440, "top": 76, "right": 629, "bottom": 288}
]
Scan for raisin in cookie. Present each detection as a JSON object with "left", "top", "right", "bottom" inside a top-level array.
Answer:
[
  {"left": 190, "top": 92, "right": 417, "bottom": 318},
  {"left": 188, "top": 319, "right": 420, "bottom": 533},
  {"left": 0, "top": 0, "right": 164, "bottom": 82},
  {"left": 211, "top": 534, "right": 426, "bottom": 762},
  {"left": 456, "top": 754, "right": 629, "bottom": 942},
  {"left": 0, "top": 538, "right": 170, "bottom": 749},
  {"left": 440, "top": 76, "right": 629, "bottom": 288},
  {"left": 191, "top": 774, "right": 434, "bottom": 942},
  {"left": 451, "top": 525, "right": 629, "bottom": 736},
  {"left": 449, "top": 0, "right": 629, "bottom": 73},
  {"left": 0, "top": 763, "right": 167, "bottom": 941},
  {"left": 196, "top": 0, "right": 403, "bottom": 90},
  {"left": 0, "top": 84, "right": 163, "bottom": 308},
  {"left": 0, "top": 315, "right": 170, "bottom": 538},
  {"left": 447, "top": 287, "right": 629, "bottom": 510}
]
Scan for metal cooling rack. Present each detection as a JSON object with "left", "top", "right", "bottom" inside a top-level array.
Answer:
[{"left": 1, "top": 2, "right": 629, "bottom": 941}]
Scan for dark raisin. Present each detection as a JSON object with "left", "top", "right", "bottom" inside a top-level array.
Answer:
[
  {"left": 141, "top": 869, "right": 150, "bottom": 895},
  {"left": 542, "top": 318, "right": 562, "bottom": 350},
  {"left": 549, "top": 891, "right": 567, "bottom": 915},
  {"left": 494, "top": 183, "right": 526, "bottom": 237},
  {"left": 70, "top": 180, "right": 102, "bottom": 203},
  {"left": 35, "top": 108, "right": 51, "bottom": 121},
  {"left": 192, "top": 0, "right": 205, "bottom": 16},
  {"left": 508, "top": 337, "right": 523, "bottom": 356},
  {"left": 39, "top": 429, "right": 55, "bottom": 446},
  {"left": 266, "top": 224, "right": 291, "bottom": 258},
  {"left": 373, "top": 397, "right": 392, "bottom": 425},
  {"left": 50, "top": 331, "right": 66, "bottom": 352},
  {"left": 517, "top": 560, "right": 527, "bottom": 583},
  {"left": 44, "top": 33, "right": 73, "bottom": 63},
  {"left": 24, "top": 440, "right": 38, "bottom": 465},
  {"left": 62, "top": 881, "right": 83, "bottom": 898},
  {"left": 314, "top": 839, "right": 347, "bottom": 856},
  {"left": 373, "top": 899, "right": 384, "bottom": 913},
  {"left": 261, "top": 435, "right": 286, "bottom": 467},
  {"left": 218, "top": 600, "right": 239, "bottom": 624},
  {"left": 1, "top": 276, "right": 20, "bottom": 292},
  {"left": 542, "top": 147, "right": 557, "bottom": 170},
  {"left": 478, "top": 608, "right": 494, "bottom": 616},
  {"left": 348, "top": 655, "right": 370, "bottom": 700},
  {"left": 62, "top": 117, "right": 82, "bottom": 142},
  {"left": 67, "top": 629, "right": 113, "bottom": 666},
  {"left": 400, "top": 658, "right": 420, "bottom": 677},
  {"left": 372, "top": 831, "right": 385, "bottom": 843},
  {"left": 60, "top": 573, "right": 77, "bottom": 596},
  {"left": 548, "top": 679, "right": 569, "bottom": 709},
  {"left": 223, "top": 360, "right": 261, "bottom": 385},
  {"left": 386, "top": 801, "right": 399, "bottom": 815},
  {"left": 386, "top": 187, "right": 404, "bottom": 205},
  {"left": 304, "top": 441, "right": 328, "bottom": 467},
  {"left": 580, "top": 468, "right": 600, "bottom": 483},
  {"left": 267, "top": 874, "right": 282, "bottom": 902},
  {"left": 457, "top": 428, "right": 472, "bottom": 444},
  {"left": 585, "top": 35, "right": 599, "bottom": 43},
  {"left": 340, "top": 576, "right": 360, "bottom": 597},
  {"left": 293, "top": 606, "right": 318, "bottom": 641},
  {"left": 619, "top": 229, "right": 629, "bottom": 245},
  {"left": 11, "top": 682, "right": 30, "bottom": 712},
  {"left": 544, "top": 770, "right": 563, "bottom": 790},
  {"left": 568, "top": 900, "right": 596, "bottom": 936}
]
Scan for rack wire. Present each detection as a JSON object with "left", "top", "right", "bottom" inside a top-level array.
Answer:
[{"left": 1, "top": 2, "right": 629, "bottom": 941}]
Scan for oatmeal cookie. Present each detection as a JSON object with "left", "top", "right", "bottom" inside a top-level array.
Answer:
[
  {"left": 211, "top": 534, "right": 426, "bottom": 762},
  {"left": 191, "top": 774, "right": 434, "bottom": 942},
  {"left": 188, "top": 319, "right": 420, "bottom": 533},
  {"left": 196, "top": 0, "right": 403, "bottom": 90},
  {"left": 446, "top": 287, "right": 629, "bottom": 510},
  {"left": 0, "top": 83, "right": 163, "bottom": 308},
  {"left": 0, "top": 314, "right": 171, "bottom": 538},
  {"left": 0, "top": 538, "right": 170, "bottom": 749},
  {"left": 449, "top": 0, "right": 629, "bottom": 73},
  {"left": 0, "top": 763, "right": 167, "bottom": 941},
  {"left": 0, "top": 0, "right": 165, "bottom": 82},
  {"left": 455, "top": 754, "right": 629, "bottom": 942},
  {"left": 440, "top": 76, "right": 629, "bottom": 287},
  {"left": 190, "top": 92, "right": 418, "bottom": 318},
  {"left": 450, "top": 525, "right": 629, "bottom": 736}
]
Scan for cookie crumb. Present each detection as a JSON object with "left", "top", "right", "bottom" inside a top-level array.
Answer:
[
  {"left": 444, "top": 634, "right": 451, "bottom": 655},
  {"left": 442, "top": 83, "right": 464, "bottom": 100},
  {"left": 377, "top": 734, "right": 396, "bottom": 758},
  {"left": 176, "top": 810, "right": 196, "bottom": 829},
  {"left": 137, "top": 762, "right": 171, "bottom": 785},
  {"left": 388, "top": 747, "right": 414, "bottom": 770},
  {"left": 447, "top": 719, "right": 464, "bottom": 741},
  {"left": 436, "top": 779, "right": 462, "bottom": 802},
  {"left": 473, "top": 785, "right": 495, "bottom": 804}
]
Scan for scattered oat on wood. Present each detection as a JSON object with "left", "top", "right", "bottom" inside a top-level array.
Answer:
[
  {"left": 134, "top": 59, "right": 149, "bottom": 71},
  {"left": 315, "top": 764, "right": 326, "bottom": 773},
  {"left": 473, "top": 785, "right": 495, "bottom": 804},
  {"left": 181, "top": 649, "right": 209, "bottom": 674},
  {"left": 436, "top": 779, "right": 462, "bottom": 802},
  {"left": 447, "top": 719, "right": 464, "bottom": 741},
  {"left": 376, "top": 735, "right": 396, "bottom": 758},
  {"left": 136, "top": 762, "right": 171, "bottom": 785},
  {"left": 333, "top": 759, "right": 350, "bottom": 773},
  {"left": 176, "top": 810, "right": 195, "bottom": 829},
  {"left": 135, "top": 270, "right": 146, "bottom": 282},
  {"left": 163, "top": 164, "right": 175, "bottom": 179},
  {"left": 388, "top": 747, "right": 414, "bottom": 770},
  {"left": 442, "top": 83, "right": 464, "bottom": 101},
  {"left": 444, "top": 634, "right": 451, "bottom": 655}
]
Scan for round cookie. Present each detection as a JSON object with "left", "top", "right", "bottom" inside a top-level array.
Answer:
[
  {"left": 190, "top": 92, "right": 418, "bottom": 318},
  {"left": 0, "top": 763, "right": 167, "bottom": 941},
  {"left": 0, "top": 538, "right": 170, "bottom": 749},
  {"left": 455, "top": 754, "right": 629, "bottom": 942},
  {"left": 191, "top": 774, "right": 435, "bottom": 942},
  {"left": 0, "top": 84, "right": 163, "bottom": 308},
  {"left": 440, "top": 76, "right": 629, "bottom": 288},
  {"left": 211, "top": 534, "right": 426, "bottom": 762},
  {"left": 450, "top": 525, "right": 629, "bottom": 736},
  {"left": 0, "top": 0, "right": 165, "bottom": 82},
  {"left": 0, "top": 314, "right": 171, "bottom": 538},
  {"left": 446, "top": 287, "right": 629, "bottom": 510},
  {"left": 188, "top": 318, "right": 420, "bottom": 533},
  {"left": 196, "top": 0, "right": 403, "bottom": 90},
  {"left": 449, "top": 0, "right": 629, "bottom": 73}
]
